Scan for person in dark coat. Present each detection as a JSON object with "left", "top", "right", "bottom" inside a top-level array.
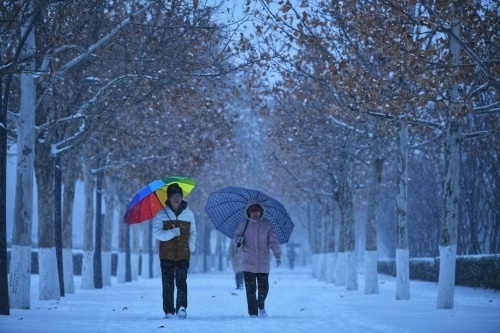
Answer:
[
  {"left": 233, "top": 198, "right": 282, "bottom": 318},
  {"left": 288, "top": 246, "right": 297, "bottom": 270},
  {"left": 152, "top": 183, "right": 197, "bottom": 319}
]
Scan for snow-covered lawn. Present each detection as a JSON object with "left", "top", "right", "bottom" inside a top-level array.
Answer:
[{"left": 1, "top": 266, "right": 499, "bottom": 333}]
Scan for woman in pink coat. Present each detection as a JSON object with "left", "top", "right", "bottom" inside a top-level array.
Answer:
[{"left": 233, "top": 198, "right": 282, "bottom": 318}]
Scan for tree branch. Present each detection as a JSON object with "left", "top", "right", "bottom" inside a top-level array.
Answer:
[
  {"left": 366, "top": 111, "right": 444, "bottom": 130},
  {"left": 327, "top": 115, "right": 366, "bottom": 136}
]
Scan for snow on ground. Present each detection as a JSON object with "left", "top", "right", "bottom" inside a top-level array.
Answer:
[{"left": 1, "top": 266, "right": 499, "bottom": 333}]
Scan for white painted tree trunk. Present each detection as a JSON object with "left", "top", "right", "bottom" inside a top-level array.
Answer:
[
  {"left": 396, "top": 122, "right": 410, "bottom": 300},
  {"left": 38, "top": 248, "right": 60, "bottom": 300},
  {"left": 8, "top": 246, "right": 31, "bottom": 309},
  {"left": 131, "top": 253, "right": 140, "bottom": 281},
  {"left": 81, "top": 251, "right": 94, "bottom": 290},
  {"left": 141, "top": 252, "right": 149, "bottom": 278},
  {"left": 131, "top": 224, "right": 140, "bottom": 280},
  {"left": 346, "top": 251, "right": 358, "bottom": 291},
  {"left": 9, "top": 13, "right": 36, "bottom": 309},
  {"left": 437, "top": 245, "right": 457, "bottom": 308},
  {"left": 318, "top": 252, "right": 327, "bottom": 281},
  {"left": 396, "top": 249, "right": 410, "bottom": 300},
  {"left": 335, "top": 251, "right": 346, "bottom": 287},
  {"left": 102, "top": 252, "right": 112, "bottom": 286},
  {"left": 140, "top": 223, "right": 149, "bottom": 278},
  {"left": 62, "top": 249, "right": 74, "bottom": 293},
  {"left": 153, "top": 246, "right": 161, "bottom": 278},
  {"left": 311, "top": 253, "right": 319, "bottom": 278},
  {"left": 116, "top": 252, "right": 126, "bottom": 284},
  {"left": 325, "top": 252, "right": 336, "bottom": 284},
  {"left": 364, "top": 250, "right": 379, "bottom": 294}
]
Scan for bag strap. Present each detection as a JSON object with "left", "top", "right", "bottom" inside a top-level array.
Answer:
[{"left": 242, "top": 219, "right": 249, "bottom": 236}]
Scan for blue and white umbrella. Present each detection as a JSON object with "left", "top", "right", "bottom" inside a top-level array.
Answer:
[{"left": 204, "top": 186, "right": 294, "bottom": 244}]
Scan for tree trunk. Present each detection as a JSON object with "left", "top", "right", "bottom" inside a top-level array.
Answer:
[
  {"left": 116, "top": 202, "right": 127, "bottom": 284},
  {"left": 344, "top": 148, "right": 357, "bottom": 291},
  {"left": 325, "top": 199, "right": 336, "bottom": 284},
  {"left": 396, "top": 121, "right": 410, "bottom": 300},
  {"left": 93, "top": 171, "right": 103, "bottom": 289},
  {"left": 102, "top": 175, "right": 115, "bottom": 286},
  {"left": 318, "top": 203, "right": 330, "bottom": 281},
  {"left": 201, "top": 217, "right": 211, "bottom": 273},
  {"left": 0, "top": 95, "right": 8, "bottom": 314},
  {"left": 335, "top": 158, "right": 347, "bottom": 287},
  {"left": 125, "top": 220, "right": 132, "bottom": 283},
  {"left": 140, "top": 221, "right": 153, "bottom": 279},
  {"left": 308, "top": 204, "right": 322, "bottom": 278},
  {"left": 9, "top": 18, "right": 36, "bottom": 309},
  {"left": 35, "top": 141, "right": 59, "bottom": 301},
  {"left": 140, "top": 223, "right": 147, "bottom": 277},
  {"left": 365, "top": 156, "right": 382, "bottom": 295},
  {"left": 437, "top": 116, "right": 462, "bottom": 309},
  {"left": 437, "top": 18, "right": 463, "bottom": 309},
  {"left": 216, "top": 232, "right": 223, "bottom": 272},
  {"left": 61, "top": 157, "right": 78, "bottom": 294},
  {"left": 54, "top": 155, "right": 64, "bottom": 297},
  {"left": 491, "top": 178, "right": 500, "bottom": 252},
  {"left": 81, "top": 158, "right": 94, "bottom": 290},
  {"left": 131, "top": 224, "right": 140, "bottom": 280}
]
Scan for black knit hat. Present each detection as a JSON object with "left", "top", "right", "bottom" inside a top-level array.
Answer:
[{"left": 166, "top": 183, "right": 183, "bottom": 200}]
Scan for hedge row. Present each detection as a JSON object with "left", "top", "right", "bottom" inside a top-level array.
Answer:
[{"left": 378, "top": 255, "right": 500, "bottom": 290}]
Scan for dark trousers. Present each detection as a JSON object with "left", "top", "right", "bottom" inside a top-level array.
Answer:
[
  {"left": 235, "top": 272, "right": 244, "bottom": 289},
  {"left": 243, "top": 272, "right": 269, "bottom": 316},
  {"left": 160, "top": 259, "right": 189, "bottom": 315}
]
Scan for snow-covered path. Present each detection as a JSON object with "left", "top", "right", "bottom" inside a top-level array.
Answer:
[{"left": 1, "top": 266, "right": 499, "bottom": 333}]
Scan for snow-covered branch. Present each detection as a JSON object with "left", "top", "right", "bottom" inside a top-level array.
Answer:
[
  {"left": 35, "top": 3, "right": 154, "bottom": 114},
  {"left": 46, "top": 74, "right": 143, "bottom": 155},
  {"left": 419, "top": 1, "right": 499, "bottom": 92},
  {"left": 464, "top": 130, "right": 490, "bottom": 140},
  {"left": 473, "top": 101, "right": 500, "bottom": 114},
  {"left": 38, "top": 44, "right": 84, "bottom": 75},
  {"left": 50, "top": 123, "right": 86, "bottom": 156},
  {"left": 58, "top": 4, "right": 153, "bottom": 75},
  {"left": 38, "top": 74, "right": 141, "bottom": 134},
  {"left": 92, "top": 152, "right": 177, "bottom": 174},
  {"left": 409, "top": 133, "right": 442, "bottom": 150},
  {"left": 366, "top": 111, "right": 444, "bottom": 130},
  {"left": 327, "top": 115, "right": 366, "bottom": 136}
]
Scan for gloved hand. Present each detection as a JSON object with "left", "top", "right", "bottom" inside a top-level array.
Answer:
[
  {"left": 236, "top": 236, "right": 245, "bottom": 248},
  {"left": 171, "top": 227, "right": 181, "bottom": 237},
  {"left": 276, "top": 257, "right": 281, "bottom": 267}
]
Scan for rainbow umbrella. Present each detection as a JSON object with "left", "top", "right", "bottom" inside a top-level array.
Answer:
[{"left": 124, "top": 176, "right": 196, "bottom": 224}]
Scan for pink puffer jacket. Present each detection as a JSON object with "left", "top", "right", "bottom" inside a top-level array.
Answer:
[{"left": 233, "top": 198, "right": 281, "bottom": 273}]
